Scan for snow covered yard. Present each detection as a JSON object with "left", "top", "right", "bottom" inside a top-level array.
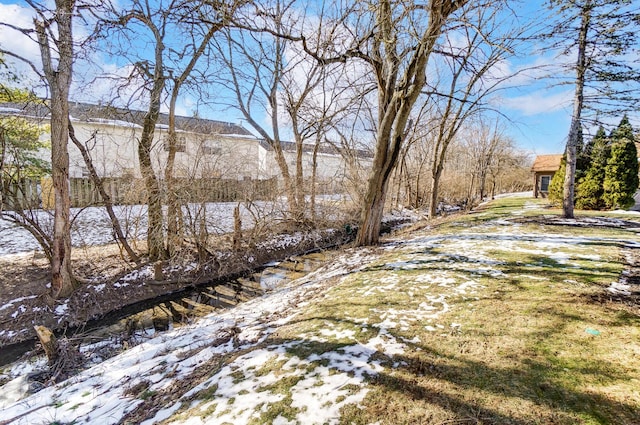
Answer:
[
  {"left": 1, "top": 196, "right": 639, "bottom": 424},
  {"left": 0, "top": 202, "right": 273, "bottom": 257}
]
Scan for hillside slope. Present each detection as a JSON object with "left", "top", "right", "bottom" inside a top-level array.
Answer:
[{"left": 2, "top": 196, "right": 639, "bottom": 425}]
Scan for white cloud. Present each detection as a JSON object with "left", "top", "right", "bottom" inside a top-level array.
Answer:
[
  {"left": 1, "top": 2, "right": 103, "bottom": 96},
  {"left": 0, "top": 3, "right": 42, "bottom": 85},
  {"left": 497, "top": 89, "right": 573, "bottom": 116}
]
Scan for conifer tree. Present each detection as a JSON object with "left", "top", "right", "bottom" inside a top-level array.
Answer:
[
  {"left": 548, "top": 156, "right": 566, "bottom": 206},
  {"left": 549, "top": 129, "right": 584, "bottom": 206},
  {"left": 574, "top": 126, "right": 588, "bottom": 182},
  {"left": 545, "top": 0, "right": 640, "bottom": 218},
  {"left": 602, "top": 116, "right": 639, "bottom": 209},
  {"left": 575, "top": 126, "right": 609, "bottom": 210}
]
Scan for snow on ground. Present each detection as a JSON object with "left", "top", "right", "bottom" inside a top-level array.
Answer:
[
  {"left": 0, "top": 201, "right": 280, "bottom": 257},
  {"left": 3, "top": 199, "right": 635, "bottom": 425},
  {"left": 0, "top": 195, "right": 359, "bottom": 257}
]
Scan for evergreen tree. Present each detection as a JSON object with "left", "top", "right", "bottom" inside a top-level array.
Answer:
[
  {"left": 544, "top": 0, "right": 640, "bottom": 218},
  {"left": 575, "top": 126, "right": 609, "bottom": 210},
  {"left": 548, "top": 156, "right": 566, "bottom": 206},
  {"left": 602, "top": 116, "right": 639, "bottom": 209},
  {"left": 549, "top": 129, "right": 585, "bottom": 207},
  {"left": 0, "top": 61, "right": 50, "bottom": 208}
]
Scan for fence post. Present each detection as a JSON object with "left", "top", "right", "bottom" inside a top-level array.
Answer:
[{"left": 41, "top": 177, "right": 55, "bottom": 210}]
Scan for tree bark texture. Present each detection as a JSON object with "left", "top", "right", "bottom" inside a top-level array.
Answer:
[
  {"left": 563, "top": 2, "right": 591, "bottom": 219},
  {"left": 356, "top": 0, "right": 466, "bottom": 245},
  {"left": 428, "top": 160, "right": 445, "bottom": 219},
  {"left": 164, "top": 23, "right": 219, "bottom": 257},
  {"left": 35, "top": 0, "right": 76, "bottom": 298},
  {"left": 137, "top": 22, "right": 167, "bottom": 261}
]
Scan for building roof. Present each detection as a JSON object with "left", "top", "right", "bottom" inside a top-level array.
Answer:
[
  {"left": 258, "top": 139, "right": 374, "bottom": 159},
  {"left": 0, "top": 100, "right": 253, "bottom": 136},
  {"left": 531, "top": 154, "right": 563, "bottom": 173},
  {"left": 1, "top": 100, "right": 375, "bottom": 159}
]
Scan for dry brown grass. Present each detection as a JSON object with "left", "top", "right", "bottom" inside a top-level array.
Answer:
[{"left": 271, "top": 197, "right": 640, "bottom": 424}]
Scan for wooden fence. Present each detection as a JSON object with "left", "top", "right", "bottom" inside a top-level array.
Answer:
[
  {"left": 3, "top": 177, "right": 278, "bottom": 210},
  {"left": 0, "top": 178, "right": 41, "bottom": 210}
]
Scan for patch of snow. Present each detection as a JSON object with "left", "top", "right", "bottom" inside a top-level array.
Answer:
[
  {"left": 611, "top": 210, "right": 640, "bottom": 215},
  {"left": 89, "top": 118, "right": 143, "bottom": 128},
  {"left": 0, "top": 201, "right": 275, "bottom": 257},
  {"left": 54, "top": 302, "right": 69, "bottom": 316},
  {"left": 0, "top": 295, "right": 37, "bottom": 312},
  {"left": 0, "top": 107, "right": 24, "bottom": 113},
  {"left": 606, "top": 281, "right": 632, "bottom": 296},
  {"left": 3, "top": 197, "right": 639, "bottom": 424},
  {"left": 10, "top": 305, "right": 26, "bottom": 319}
]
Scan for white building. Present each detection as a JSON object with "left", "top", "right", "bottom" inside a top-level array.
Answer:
[{"left": 1, "top": 101, "right": 372, "bottom": 186}]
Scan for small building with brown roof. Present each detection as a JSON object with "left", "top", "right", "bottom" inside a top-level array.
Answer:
[{"left": 531, "top": 154, "right": 563, "bottom": 198}]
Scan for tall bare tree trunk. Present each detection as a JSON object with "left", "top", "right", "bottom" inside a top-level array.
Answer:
[
  {"left": 356, "top": 155, "right": 394, "bottom": 245},
  {"left": 563, "top": 1, "right": 591, "bottom": 219},
  {"left": 428, "top": 160, "right": 445, "bottom": 219},
  {"left": 35, "top": 0, "right": 76, "bottom": 298},
  {"left": 139, "top": 106, "right": 165, "bottom": 261},
  {"left": 311, "top": 139, "right": 319, "bottom": 222},
  {"left": 272, "top": 145, "right": 300, "bottom": 218},
  {"left": 164, "top": 23, "right": 219, "bottom": 257},
  {"left": 138, "top": 29, "right": 166, "bottom": 262},
  {"left": 295, "top": 137, "right": 305, "bottom": 221},
  {"left": 164, "top": 122, "right": 181, "bottom": 258},
  {"left": 355, "top": 0, "right": 465, "bottom": 245}
]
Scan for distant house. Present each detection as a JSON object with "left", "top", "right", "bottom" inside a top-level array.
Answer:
[
  {"left": 531, "top": 154, "right": 563, "bottom": 198},
  {"left": 0, "top": 101, "right": 374, "bottom": 208},
  {"left": 0, "top": 101, "right": 372, "bottom": 186}
]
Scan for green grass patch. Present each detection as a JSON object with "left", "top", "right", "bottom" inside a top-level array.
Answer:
[
  {"left": 195, "top": 383, "right": 219, "bottom": 401},
  {"left": 160, "top": 195, "right": 640, "bottom": 425},
  {"left": 336, "top": 196, "right": 640, "bottom": 424},
  {"left": 248, "top": 398, "right": 299, "bottom": 425}
]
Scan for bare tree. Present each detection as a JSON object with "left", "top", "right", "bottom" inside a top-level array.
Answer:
[
  {"left": 124, "top": 3, "right": 170, "bottom": 260},
  {"left": 422, "top": 123, "right": 530, "bottom": 209},
  {"left": 212, "top": 0, "right": 344, "bottom": 223},
  {"left": 463, "top": 119, "right": 514, "bottom": 203},
  {"left": 100, "top": 0, "right": 240, "bottom": 260},
  {"left": 210, "top": 19, "right": 295, "bottom": 218},
  {"left": 418, "top": 5, "right": 522, "bottom": 219},
  {"left": 349, "top": 0, "right": 473, "bottom": 245},
  {"left": 2, "top": 2, "right": 144, "bottom": 279},
  {"left": 31, "top": 0, "right": 77, "bottom": 297},
  {"left": 391, "top": 102, "right": 437, "bottom": 210},
  {"left": 240, "top": 0, "right": 514, "bottom": 240},
  {"left": 282, "top": 0, "right": 520, "bottom": 242},
  {"left": 163, "top": 1, "right": 241, "bottom": 256}
]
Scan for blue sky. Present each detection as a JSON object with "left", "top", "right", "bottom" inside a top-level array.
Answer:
[{"left": 0, "top": 0, "right": 636, "bottom": 157}]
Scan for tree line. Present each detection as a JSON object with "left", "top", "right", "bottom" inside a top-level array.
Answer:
[{"left": 549, "top": 115, "right": 639, "bottom": 210}]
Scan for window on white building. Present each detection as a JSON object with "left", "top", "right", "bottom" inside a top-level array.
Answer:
[{"left": 202, "top": 140, "right": 222, "bottom": 155}]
